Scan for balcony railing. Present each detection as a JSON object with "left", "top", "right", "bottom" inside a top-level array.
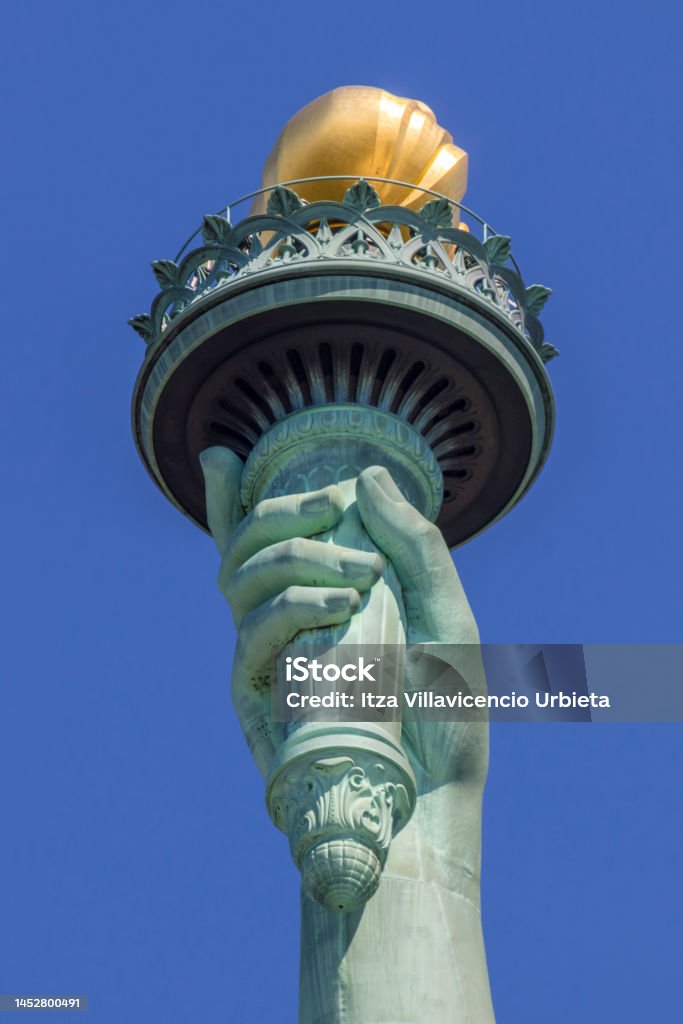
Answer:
[{"left": 129, "top": 177, "right": 557, "bottom": 363}]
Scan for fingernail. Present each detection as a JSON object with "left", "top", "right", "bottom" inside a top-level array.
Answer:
[
  {"left": 340, "top": 553, "right": 383, "bottom": 579},
  {"left": 301, "top": 493, "right": 333, "bottom": 514},
  {"left": 326, "top": 590, "right": 360, "bottom": 613},
  {"left": 368, "top": 466, "right": 406, "bottom": 503},
  {"left": 199, "top": 446, "right": 233, "bottom": 478},
  {"left": 198, "top": 447, "right": 220, "bottom": 475}
]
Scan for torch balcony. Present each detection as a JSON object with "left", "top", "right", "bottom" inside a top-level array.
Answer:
[{"left": 129, "top": 176, "right": 556, "bottom": 366}]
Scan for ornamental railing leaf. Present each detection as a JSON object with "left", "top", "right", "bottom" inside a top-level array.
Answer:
[
  {"left": 202, "top": 214, "right": 233, "bottom": 246},
  {"left": 483, "top": 234, "right": 512, "bottom": 268},
  {"left": 151, "top": 260, "right": 182, "bottom": 289},
  {"left": 266, "top": 186, "right": 304, "bottom": 217},
  {"left": 343, "top": 181, "right": 381, "bottom": 212},
  {"left": 540, "top": 343, "right": 559, "bottom": 362},
  {"left": 419, "top": 198, "right": 453, "bottom": 229},
  {"left": 128, "top": 314, "right": 154, "bottom": 343},
  {"left": 525, "top": 313, "right": 558, "bottom": 363},
  {"left": 525, "top": 284, "right": 552, "bottom": 316}
]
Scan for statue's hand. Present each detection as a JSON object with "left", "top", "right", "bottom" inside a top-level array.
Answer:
[
  {"left": 200, "top": 447, "right": 383, "bottom": 777},
  {"left": 201, "top": 450, "right": 486, "bottom": 791},
  {"left": 356, "top": 467, "right": 487, "bottom": 792},
  {"left": 355, "top": 466, "right": 478, "bottom": 647}
]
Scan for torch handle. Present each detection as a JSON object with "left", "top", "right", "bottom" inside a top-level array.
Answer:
[
  {"left": 280, "top": 477, "right": 406, "bottom": 743},
  {"left": 247, "top": 414, "right": 435, "bottom": 912}
]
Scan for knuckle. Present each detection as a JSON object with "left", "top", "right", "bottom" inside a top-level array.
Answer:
[
  {"left": 219, "top": 570, "right": 243, "bottom": 622},
  {"left": 252, "top": 499, "right": 269, "bottom": 520},
  {"left": 221, "top": 576, "right": 234, "bottom": 604},
  {"left": 414, "top": 521, "right": 449, "bottom": 560},
  {"left": 217, "top": 560, "right": 234, "bottom": 600},
  {"left": 282, "top": 536, "right": 305, "bottom": 562},
  {"left": 279, "top": 584, "right": 305, "bottom": 607},
  {"left": 220, "top": 530, "right": 243, "bottom": 578},
  {"left": 247, "top": 501, "right": 278, "bottom": 548},
  {"left": 325, "top": 484, "right": 345, "bottom": 513},
  {"left": 414, "top": 519, "right": 441, "bottom": 545},
  {"left": 251, "top": 499, "right": 274, "bottom": 526}
]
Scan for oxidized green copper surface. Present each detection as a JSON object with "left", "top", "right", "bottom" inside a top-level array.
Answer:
[{"left": 130, "top": 176, "right": 556, "bottom": 1024}]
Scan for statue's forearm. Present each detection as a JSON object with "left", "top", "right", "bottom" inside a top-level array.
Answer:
[{"left": 299, "top": 787, "right": 496, "bottom": 1024}]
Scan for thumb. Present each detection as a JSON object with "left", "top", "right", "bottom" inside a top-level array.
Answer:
[
  {"left": 199, "top": 446, "right": 245, "bottom": 554},
  {"left": 356, "top": 466, "right": 445, "bottom": 581},
  {"left": 356, "top": 466, "right": 475, "bottom": 642}
]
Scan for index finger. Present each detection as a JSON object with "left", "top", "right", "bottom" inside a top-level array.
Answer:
[
  {"left": 199, "top": 446, "right": 245, "bottom": 553},
  {"left": 223, "top": 485, "right": 345, "bottom": 577}
]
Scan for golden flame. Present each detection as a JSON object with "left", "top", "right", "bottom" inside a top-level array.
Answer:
[{"left": 253, "top": 86, "right": 468, "bottom": 215}]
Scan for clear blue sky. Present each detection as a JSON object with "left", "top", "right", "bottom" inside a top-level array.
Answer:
[{"left": 1, "top": 1, "right": 682, "bottom": 1021}]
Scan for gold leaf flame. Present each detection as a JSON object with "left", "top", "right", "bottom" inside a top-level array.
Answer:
[{"left": 253, "top": 86, "right": 468, "bottom": 216}]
